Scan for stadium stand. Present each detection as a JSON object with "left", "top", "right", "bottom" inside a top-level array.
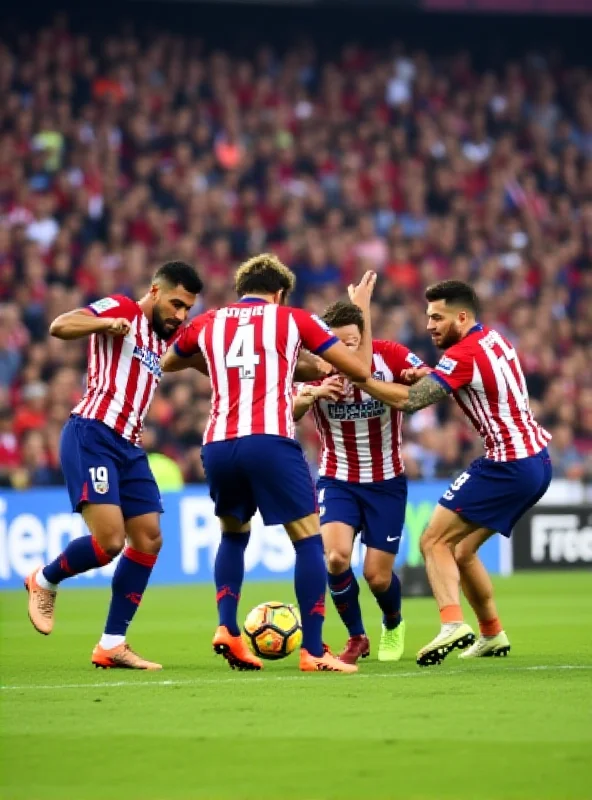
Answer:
[{"left": 0, "top": 12, "right": 591, "bottom": 487}]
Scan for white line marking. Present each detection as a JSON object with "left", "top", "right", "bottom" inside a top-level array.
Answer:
[{"left": 1, "top": 665, "right": 590, "bottom": 692}]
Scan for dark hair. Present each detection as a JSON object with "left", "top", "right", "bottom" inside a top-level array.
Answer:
[
  {"left": 234, "top": 253, "right": 295, "bottom": 298},
  {"left": 322, "top": 301, "right": 364, "bottom": 333},
  {"left": 153, "top": 261, "right": 203, "bottom": 295},
  {"left": 425, "top": 280, "right": 480, "bottom": 316}
]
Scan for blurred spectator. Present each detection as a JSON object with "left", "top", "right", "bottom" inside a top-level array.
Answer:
[{"left": 0, "top": 15, "right": 591, "bottom": 484}]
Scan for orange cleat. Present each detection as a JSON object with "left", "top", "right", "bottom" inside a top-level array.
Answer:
[
  {"left": 338, "top": 634, "right": 370, "bottom": 665},
  {"left": 91, "top": 643, "right": 162, "bottom": 670},
  {"left": 212, "top": 625, "right": 263, "bottom": 671},
  {"left": 24, "top": 568, "right": 56, "bottom": 635},
  {"left": 299, "top": 648, "right": 359, "bottom": 673}
]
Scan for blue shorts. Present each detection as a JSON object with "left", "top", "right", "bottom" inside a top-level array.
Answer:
[
  {"left": 201, "top": 435, "right": 316, "bottom": 526},
  {"left": 60, "top": 416, "right": 163, "bottom": 519},
  {"left": 317, "top": 475, "right": 408, "bottom": 555},
  {"left": 439, "top": 448, "right": 552, "bottom": 537}
]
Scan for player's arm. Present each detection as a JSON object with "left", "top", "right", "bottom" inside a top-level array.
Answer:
[
  {"left": 293, "top": 376, "right": 343, "bottom": 421},
  {"left": 360, "top": 374, "right": 449, "bottom": 413},
  {"left": 161, "top": 348, "right": 209, "bottom": 375},
  {"left": 347, "top": 270, "right": 377, "bottom": 371},
  {"left": 294, "top": 309, "right": 371, "bottom": 383},
  {"left": 49, "top": 297, "right": 132, "bottom": 340},
  {"left": 293, "top": 350, "right": 333, "bottom": 382}
]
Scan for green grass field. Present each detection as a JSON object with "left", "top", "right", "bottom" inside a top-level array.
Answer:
[{"left": 1, "top": 572, "right": 591, "bottom": 800}]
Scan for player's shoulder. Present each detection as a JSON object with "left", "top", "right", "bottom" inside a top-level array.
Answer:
[
  {"left": 373, "top": 339, "right": 423, "bottom": 369},
  {"left": 86, "top": 294, "right": 140, "bottom": 321}
]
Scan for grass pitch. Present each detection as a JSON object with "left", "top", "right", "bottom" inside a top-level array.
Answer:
[{"left": 1, "top": 572, "right": 591, "bottom": 800}]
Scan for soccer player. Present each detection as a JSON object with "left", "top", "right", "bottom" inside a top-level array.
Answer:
[
  {"left": 358, "top": 280, "right": 552, "bottom": 666},
  {"left": 161, "top": 254, "right": 373, "bottom": 673},
  {"left": 24, "top": 261, "right": 203, "bottom": 670},
  {"left": 294, "top": 300, "right": 427, "bottom": 664}
]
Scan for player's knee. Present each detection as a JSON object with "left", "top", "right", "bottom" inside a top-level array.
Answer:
[
  {"left": 363, "top": 567, "right": 391, "bottom": 594},
  {"left": 99, "top": 536, "right": 125, "bottom": 559},
  {"left": 326, "top": 548, "right": 350, "bottom": 575},
  {"left": 455, "top": 544, "right": 476, "bottom": 571},
  {"left": 130, "top": 525, "right": 162, "bottom": 556}
]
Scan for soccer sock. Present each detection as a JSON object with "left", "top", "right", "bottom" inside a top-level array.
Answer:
[
  {"left": 479, "top": 617, "right": 503, "bottom": 637},
  {"left": 327, "top": 568, "right": 365, "bottom": 637},
  {"left": 293, "top": 535, "right": 326, "bottom": 658},
  {"left": 42, "top": 535, "right": 113, "bottom": 585},
  {"left": 103, "top": 547, "right": 157, "bottom": 640},
  {"left": 215, "top": 532, "right": 250, "bottom": 636},
  {"left": 371, "top": 572, "right": 402, "bottom": 630},
  {"left": 439, "top": 604, "right": 464, "bottom": 625}
]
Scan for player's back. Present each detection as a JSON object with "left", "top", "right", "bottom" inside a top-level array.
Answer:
[
  {"left": 193, "top": 301, "right": 336, "bottom": 444},
  {"left": 433, "top": 324, "right": 551, "bottom": 461}
]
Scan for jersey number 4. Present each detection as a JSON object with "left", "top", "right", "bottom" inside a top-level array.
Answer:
[{"left": 225, "top": 324, "right": 260, "bottom": 379}]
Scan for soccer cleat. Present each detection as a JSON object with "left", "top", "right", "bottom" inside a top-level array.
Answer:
[
  {"left": 24, "top": 568, "right": 56, "bottom": 635},
  {"left": 91, "top": 643, "right": 162, "bottom": 670},
  {"left": 212, "top": 625, "right": 262, "bottom": 671},
  {"left": 299, "top": 648, "right": 358, "bottom": 673},
  {"left": 459, "top": 631, "right": 511, "bottom": 659},
  {"left": 338, "top": 634, "right": 370, "bottom": 665},
  {"left": 377, "top": 620, "right": 406, "bottom": 662},
  {"left": 416, "top": 622, "right": 475, "bottom": 667}
]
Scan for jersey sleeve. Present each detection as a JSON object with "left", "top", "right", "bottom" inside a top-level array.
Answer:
[
  {"left": 431, "top": 342, "right": 474, "bottom": 392},
  {"left": 85, "top": 295, "right": 137, "bottom": 321},
  {"left": 290, "top": 309, "right": 339, "bottom": 355},
  {"left": 373, "top": 340, "right": 425, "bottom": 381},
  {"left": 173, "top": 312, "right": 212, "bottom": 358}
]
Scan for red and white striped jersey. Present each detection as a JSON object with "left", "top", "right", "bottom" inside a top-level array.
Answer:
[
  {"left": 72, "top": 295, "right": 169, "bottom": 445},
  {"left": 306, "top": 340, "right": 424, "bottom": 483},
  {"left": 432, "top": 324, "right": 551, "bottom": 461},
  {"left": 174, "top": 299, "right": 338, "bottom": 444}
]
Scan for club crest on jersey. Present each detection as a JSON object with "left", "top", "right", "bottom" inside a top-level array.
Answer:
[
  {"left": 406, "top": 353, "right": 423, "bottom": 368},
  {"left": 133, "top": 345, "right": 162, "bottom": 379},
  {"left": 436, "top": 356, "right": 458, "bottom": 375}
]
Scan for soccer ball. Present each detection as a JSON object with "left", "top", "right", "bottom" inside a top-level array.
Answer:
[{"left": 243, "top": 601, "right": 302, "bottom": 660}]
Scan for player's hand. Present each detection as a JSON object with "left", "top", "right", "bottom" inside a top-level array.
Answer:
[
  {"left": 104, "top": 318, "right": 132, "bottom": 337},
  {"left": 314, "top": 375, "right": 344, "bottom": 401},
  {"left": 348, "top": 270, "right": 377, "bottom": 309},
  {"left": 400, "top": 367, "right": 432, "bottom": 384}
]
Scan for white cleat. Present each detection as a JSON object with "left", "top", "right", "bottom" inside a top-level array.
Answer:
[
  {"left": 416, "top": 622, "right": 475, "bottom": 667},
  {"left": 459, "top": 631, "right": 511, "bottom": 659}
]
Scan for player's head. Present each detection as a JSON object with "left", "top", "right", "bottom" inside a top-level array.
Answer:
[
  {"left": 322, "top": 301, "right": 364, "bottom": 351},
  {"left": 150, "top": 261, "right": 203, "bottom": 339},
  {"left": 234, "top": 253, "right": 295, "bottom": 305},
  {"left": 425, "top": 280, "right": 480, "bottom": 349}
]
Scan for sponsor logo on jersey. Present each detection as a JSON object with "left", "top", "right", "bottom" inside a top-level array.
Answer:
[
  {"left": 372, "top": 370, "right": 386, "bottom": 382},
  {"left": 133, "top": 345, "right": 162, "bottom": 379},
  {"left": 89, "top": 297, "right": 120, "bottom": 314},
  {"left": 327, "top": 399, "right": 385, "bottom": 420},
  {"left": 436, "top": 356, "right": 458, "bottom": 375},
  {"left": 406, "top": 352, "right": 423, "bottom": 368}
]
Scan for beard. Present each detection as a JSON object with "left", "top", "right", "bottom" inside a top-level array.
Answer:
[
  {"left": 152, "top": 305, "right": 180, "bottom": 340},
  {"left": 438, "top": 324, "right": 463, "bottom": 349}
]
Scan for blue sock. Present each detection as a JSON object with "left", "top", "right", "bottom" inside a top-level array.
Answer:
[
  {"left": 328, "top": 568, "right": 365, "bottom": 637},
  {"left": 294, "top": 535, "right": 326, "bottom": 657},
  {"left": 215, "top": 532, "right": 250, "bottom": 636},
  {"left": 372, "top": 573, "right": 402, "bottom": 630},
  {"left": 43, "top": 535, "right": 112, "bottom": 585},
  {"left": 104, "top": 547, "right": 157, "bottom": 636}
]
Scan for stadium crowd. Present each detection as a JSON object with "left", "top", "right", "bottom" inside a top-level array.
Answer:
[{"left": 1, "top": 14, "right": 591, "bottom": 488}]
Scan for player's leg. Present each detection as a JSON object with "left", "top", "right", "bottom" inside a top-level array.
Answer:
[
  {"left": 202, "top": 440, "right": 262, "bottom": 670},
  {"left": 319, "top": 479, "right": 368, "bottom": 661},
  {"left": 360, "top": 476, "right": 407, "bottom": 662},
  {"left": 455, "top": 529, "right": 510, "bottom": 659},
  {"left": 91, "top": 447, "right": 165, "bottom": 669},
  {"left": 416, "top": 503, "right": 478, "bottom": 665},
  {"left": 25, "top": 418, "right": 124, "bottom": 635},
  {"left": 246, "top": 436, "right": 357, "bottom": 672}
]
